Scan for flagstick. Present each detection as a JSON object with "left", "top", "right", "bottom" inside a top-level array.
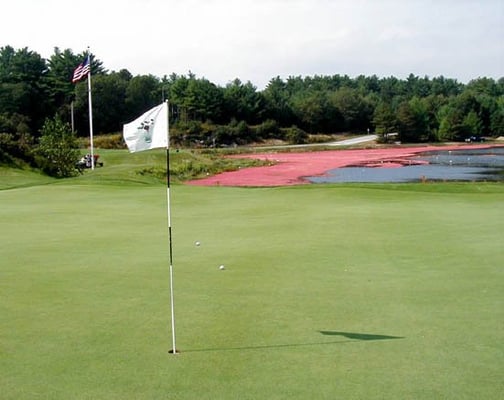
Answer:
[
  {"left": 123, "top": 102, "right": 176, "bottom": 353},
  {"left": 87, "top": 53, "right": 95, "bottom": 170},
  {"left": 165, "top": 101, "right": 177, "bottom": 354}
]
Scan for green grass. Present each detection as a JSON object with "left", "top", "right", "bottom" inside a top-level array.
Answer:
[
  {"left": 0, "top": 166, "right": 56, "bottom": 190},
  {"left": 1, "top": 154, "right": 503, "bottom": 399},
  {"left": 1, "top": 148, "right": 268, "bottom": 190},
  {"left": 72, "top": 148, "right": 268, "bottom": 185}
]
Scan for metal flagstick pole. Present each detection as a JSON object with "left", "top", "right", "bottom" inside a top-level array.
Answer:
[
  {"left": 87, "top": 49, "right": 95, "bottom": 170},
  {"left": 165, "top": 100, "right": 177, "bottom": 354}
]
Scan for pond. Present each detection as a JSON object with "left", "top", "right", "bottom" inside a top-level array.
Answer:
[{"left": 307, "top": 147, "right": 504, "bottom": 183}]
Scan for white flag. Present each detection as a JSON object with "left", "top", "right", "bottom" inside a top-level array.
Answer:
[{"left": 123, "top": 103, "right": 168, "bottom": 152}]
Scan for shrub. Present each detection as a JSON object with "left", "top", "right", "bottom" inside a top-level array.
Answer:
[
  {"left": 36, "top": 117, "right": 80, "bottom": 178},
  {"left": 253, "top": 119, "right": 279, "bottom": 139},
  {"left": 283, "top": 125, "right": 308, "bottom": 144},
  {"left": 88, "top": 133, "right": 125, "bottom": 149}
]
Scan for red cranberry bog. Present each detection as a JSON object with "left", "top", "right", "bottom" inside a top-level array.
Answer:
[
  {"left": 1, "top": 146, "right": 503, "bottom": 399},
  {"left": 187, "top": 144, "right": 500, "bottom": 187}
]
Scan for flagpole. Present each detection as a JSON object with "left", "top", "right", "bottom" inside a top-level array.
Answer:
[
  {"left": 165, "top": 100, "right": 177, "bottom": 354},
  {"left": 71, "top": 101, "right": 75, "bottom": 133},
  {"left": 87, "top": 50, "right": 95, "bottom": 170}
]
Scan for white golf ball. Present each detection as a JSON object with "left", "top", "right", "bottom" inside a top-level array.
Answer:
[
  {"left": 195, "top": 241, "right": 201, "bottom": 246},
  {"left": 219, "top": 265, "right": 225, "bottom": 270}
]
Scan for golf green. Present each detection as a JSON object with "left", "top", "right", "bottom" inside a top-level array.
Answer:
[{"left": 1, "top": 182, "right": 503, "bottom": 399}]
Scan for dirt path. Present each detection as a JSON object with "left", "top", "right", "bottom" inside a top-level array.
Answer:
[{"left": 186, "top": 144, "right": 500, "bottom": 187}]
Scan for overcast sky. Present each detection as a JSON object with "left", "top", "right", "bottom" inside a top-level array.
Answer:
[{"left": 2, "top": 0, "right": 503, "bottom": 89}]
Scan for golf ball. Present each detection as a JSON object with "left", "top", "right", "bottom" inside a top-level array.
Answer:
[
  {"left": 219, "top": 265, "right": 225, "bottom": 270},
  {"left": 195, "top": 241, "right": 201, "bottom": 246}
]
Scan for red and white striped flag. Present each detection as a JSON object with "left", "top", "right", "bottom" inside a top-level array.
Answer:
[{"left": 72, "top": 56, "right": 90, "bottom": 83}]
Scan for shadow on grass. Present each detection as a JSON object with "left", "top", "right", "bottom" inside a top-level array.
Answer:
[
  {"left": 182, "top": 331, "right": 403, "bottom": 353},
  {"left": 319, "top": 331, "right": 404, "bottom": 341}
]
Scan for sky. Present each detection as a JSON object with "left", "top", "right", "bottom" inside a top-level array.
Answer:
[{"left": 2, "top": 0, "right": 503, "bottom": 89}]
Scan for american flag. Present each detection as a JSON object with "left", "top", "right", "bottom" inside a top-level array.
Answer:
[{"left": 72, "top": 56, "right": 91, "bottom": 83}]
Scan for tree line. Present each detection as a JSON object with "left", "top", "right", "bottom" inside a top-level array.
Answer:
[{"left": 1, "top": 45, "right": 503, "bottom": 159}]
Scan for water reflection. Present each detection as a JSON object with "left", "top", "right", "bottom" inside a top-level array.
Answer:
[{"left": 308, "top": 147, "right": 504, "bottom": 183}]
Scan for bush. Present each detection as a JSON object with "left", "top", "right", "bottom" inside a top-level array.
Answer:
[
  {"left": 283, "top": 125, "right": 308, "bottom": 144},
  {"left": 171, "top": 121, "right": 205, "bottom": 147},
  {"left": 79, "top": 133, "right": 125, "bottom": 149},
  {"left": 36, "top": 117, "right": 80, "bottom": 178},
  {"left": 253, "top": 119, "right": 279, "bottom": 139},
  {"left": 0, "top": 125, "right": 36, "bottom": 166}
]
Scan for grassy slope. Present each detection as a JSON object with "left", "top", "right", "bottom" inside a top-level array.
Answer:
[
  {"left": 0, "top": 166, "right": 56, "bottom": 190},
  {"left": 1, "top": 148, "right": 268, "bottom": 190},
  {"left": 0, "top": 152, "right": 503, "bottom": 399}
]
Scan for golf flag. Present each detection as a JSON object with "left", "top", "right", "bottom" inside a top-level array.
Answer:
[
  {"left": 72, "top": 56, "right": 91, "bottom": 83},
  {"left": 122, "top": 103, "right": 168, "bottom": 153},
  {"left": 123, "top": 101, "right": 176, "bottom": 353}
]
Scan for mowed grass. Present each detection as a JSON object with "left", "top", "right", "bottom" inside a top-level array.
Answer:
[{"left": 1, "top": 162, "right": 503, "bottom": 399}]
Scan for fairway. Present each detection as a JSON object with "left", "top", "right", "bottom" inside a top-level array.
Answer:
[{"left": 1, "top": 181, "right": 503, "bottom": 399}]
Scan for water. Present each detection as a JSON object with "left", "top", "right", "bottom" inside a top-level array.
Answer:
[{"left": 307, "top": 147, "right": 504, "bottom": 183}]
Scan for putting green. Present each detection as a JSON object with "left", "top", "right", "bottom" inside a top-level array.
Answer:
[{"left": 1, "top": 182, "right": 503, "bottom": 399}]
